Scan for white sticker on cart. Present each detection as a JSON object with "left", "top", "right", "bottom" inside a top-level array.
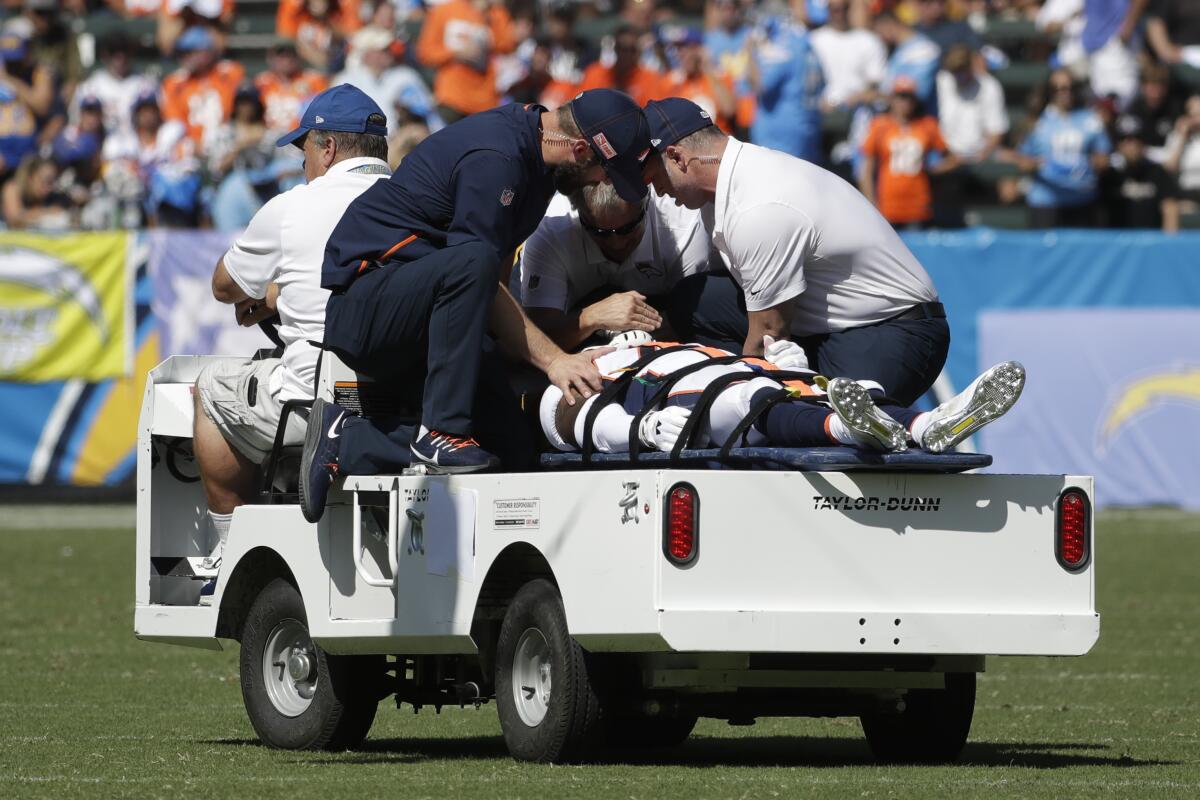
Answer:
[{"left": 493, "top": 498, "right": 540, "bottom": 530}]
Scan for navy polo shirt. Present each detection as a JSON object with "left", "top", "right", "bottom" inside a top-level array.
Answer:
[{"left": 322, "top": 103, "right": 555, "bottom": 290}]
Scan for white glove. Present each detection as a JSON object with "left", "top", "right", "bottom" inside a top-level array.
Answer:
[
  {"left": 763, "top": 335, "right": 809, "bottom": 371},
  {"left": 605, "top": 329, "right": 653, "bottom": 349},
  {"left": 637, "top": 406, "right": 692, "bottom": 451}
]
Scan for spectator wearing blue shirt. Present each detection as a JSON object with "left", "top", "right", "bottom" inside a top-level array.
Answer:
[
  {"left": 874, "top": 11, "right": 942, "bottom": 114},
  {"left": 1016, "top": 70, "right": 1112, "bottom": 228},
  {"left": 747, "top": 14, "right": 825, "bottom": 163},
  {"left": 0, "top": 31, "right": 52, "bottom": 182},
  {"left": 705, "top": 0, "right": 753, "bottom": 134}
]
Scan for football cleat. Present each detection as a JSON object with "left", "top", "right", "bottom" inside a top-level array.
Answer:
[
  {"left": 827, "top": 378, "right": 908, "bottom": 452},
  {"left": 920, "top": 361, "right": 1026, "bottom": 453}
]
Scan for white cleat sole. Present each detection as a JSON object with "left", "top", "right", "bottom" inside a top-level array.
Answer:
[
  {"left": 922, "top": 361, "right": 1026, "bottom": 454},
  {"left": 827, "top": 378, "right": 908, "bottom": 452}
]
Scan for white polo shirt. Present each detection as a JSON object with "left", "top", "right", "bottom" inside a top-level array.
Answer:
[
  {"left": 517, "top": 189, "right": 718, "bottom": 313},
  {"left": 709, "top": 138, "right": 938, "bottom": 337},
  {"left": 222, "top": 156, "right": 392, "bottom": 402}
]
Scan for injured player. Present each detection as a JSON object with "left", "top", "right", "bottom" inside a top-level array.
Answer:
[{"left": 539, "top": 335, "right": 1025, "bottom": 455}]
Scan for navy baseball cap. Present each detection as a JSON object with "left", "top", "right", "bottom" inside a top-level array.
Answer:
[
  {"left": 569, "top": 88, "right": 652, "bottom": 202},
  {"left": 644, "top": 97, "right": 715, "bottom": 152},
  {"left": 0, "top": 32, "right": 28, "bottom": 62},
  {"left": 276, "top": 83, "right": 388, "bottom": 148}
]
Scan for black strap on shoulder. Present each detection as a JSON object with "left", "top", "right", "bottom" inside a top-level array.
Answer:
[
  {"left": 626, "top": 355, "right": 746, "bottom": 463},
  {"left": 580, "top": 345, "right": 697, "bottom": 464}
]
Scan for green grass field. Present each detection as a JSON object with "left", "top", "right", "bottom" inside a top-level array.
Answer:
[{"left": 1, "top": 506, "right": 1197, "bottom": 799}]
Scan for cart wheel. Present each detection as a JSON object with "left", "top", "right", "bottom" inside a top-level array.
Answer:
[
  {"left": 495, "top": 579, "right": 604, "bottom": 763},
  {"left": 239, "top": 578, "right": 381, "bottom": 750},
  {"left": 860, "top": 672, "right": 976, "bottom": 763},
  {"left": 605, "top": 712, "right": 697, "bottom": 749}
]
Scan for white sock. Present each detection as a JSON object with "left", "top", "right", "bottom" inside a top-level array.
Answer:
[
  {"left": 208, "top": 511, "right": 232, "bottom": 559},
  {"left": 827, "top": 414, "right": 859, "bottom": 446},
  {"left": 910, "top": 413, "right": 932, "bottom": 448},
  {"left": 418, "top": 424, "right": 429, "bottom": 439}
]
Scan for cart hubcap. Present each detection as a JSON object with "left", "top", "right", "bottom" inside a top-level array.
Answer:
[
  {"left": 512, "top": 628, "right": 552, "bottom": 726},
  {"left": 263, "top": 619, "right": 317, "bottom": 717}
]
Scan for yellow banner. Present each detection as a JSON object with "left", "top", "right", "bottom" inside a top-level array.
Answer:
[{"left": 0, "top": 231, "right": 130, "bottom": 381}]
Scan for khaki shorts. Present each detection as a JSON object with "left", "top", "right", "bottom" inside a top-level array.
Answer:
[{"left": 196, "top": 358, "right": 308, "bottom": 464}]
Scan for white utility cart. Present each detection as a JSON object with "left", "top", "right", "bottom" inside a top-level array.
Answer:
[{"left": 136, "top": 354, "right": 1099, "bottom": 763}]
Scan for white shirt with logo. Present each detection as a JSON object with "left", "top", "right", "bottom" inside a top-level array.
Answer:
[
  {"left": 709, "top": 138, "right": 938, "bottom": 336},
  {"left": 222, "top": 157, "right": 392, "bottom": 402},
  {"left": 517, "top": 190, "right": 719, "bottom": 313}
]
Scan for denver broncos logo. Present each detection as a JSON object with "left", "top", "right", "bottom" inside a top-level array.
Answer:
[{"left": 1097, "top": 367, "right": 1200, "bottom": 451}]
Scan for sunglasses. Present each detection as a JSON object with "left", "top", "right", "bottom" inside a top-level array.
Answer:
[{"left": 581, "top": 206, "right": 646, "bottom": 238}]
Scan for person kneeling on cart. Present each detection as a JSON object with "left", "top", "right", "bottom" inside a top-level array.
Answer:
[{"left": 539, "top": 335, "right": 1026, "bottom": 455}]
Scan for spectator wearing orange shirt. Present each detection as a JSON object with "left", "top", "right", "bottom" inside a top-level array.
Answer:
[
  {"left": 665, "top": 30, "right": 735, "bottom": 133},
  {"left": 276, "top": 0, "right": 363, "bottom": 71},
  {"left": 417, "top": 0, "right": 516, "bottom": 123},
  {"left": 859, "top": 77, "right": 958, "bottom": 228},
  {"left": 577, "top": 25, "right": 669, "bottom": 108},
  {"left": 160, "top": 26, "right": 245, "bottom": 153},
  {"left": 255, "top": 40, "right": 329, "bottom": 135}
]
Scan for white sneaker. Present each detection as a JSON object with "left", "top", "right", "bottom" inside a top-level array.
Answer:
[
  {"left": 826, "top": 378, "right": 908, "bottom": 452},
  {"left": 920, "top": 361, "right": 1025, "bottom": 454}
]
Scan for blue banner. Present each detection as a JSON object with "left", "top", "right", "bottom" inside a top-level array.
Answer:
[{"left": 904, "top": 230, "right": 1200, "bottom": 508}]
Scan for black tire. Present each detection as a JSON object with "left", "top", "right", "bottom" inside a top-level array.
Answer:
[
  {"left": 239, "top": 577, "right": 382, "bottom": 750},
  {"left": 860, "top": 672, "right": 976, "bottom": 763},
  {"left": 495, "top": 578, "right": 604, "bottom": 763},
  {"left": 605, "top": 712, "right": 697, "bottom": 749}
]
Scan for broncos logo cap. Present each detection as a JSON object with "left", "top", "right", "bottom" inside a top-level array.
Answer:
[{"left": 569, "top": 88, "right": 652, "bottom": 202}]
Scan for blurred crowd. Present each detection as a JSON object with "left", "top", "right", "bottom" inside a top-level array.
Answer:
[{"left": 1, "top": 0, "right": 1198, "bottom": 232}]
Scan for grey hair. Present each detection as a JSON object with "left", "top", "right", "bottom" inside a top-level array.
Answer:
[
  {"left": 568, "top": 180, "right": 645, "bottom": 220},
  {"left": 309, "top": 120, "right": 390, "bottom": 162}
]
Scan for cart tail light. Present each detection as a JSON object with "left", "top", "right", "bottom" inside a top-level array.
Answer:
[
  {"left": 1056, "top": 487, "right": 1090, "bottom": 572},
  {"left": 664, "top": 482, "right": 699, "bottom": 566}
]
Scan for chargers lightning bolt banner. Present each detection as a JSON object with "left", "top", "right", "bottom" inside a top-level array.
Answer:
[
  {"left": 0, "top": 232, "right": 131, "bottom": 381},
  {"left": 904, "top": 229, "right": 1200, "bottom": 510}
]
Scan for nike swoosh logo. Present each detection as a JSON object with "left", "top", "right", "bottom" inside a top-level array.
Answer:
[{"left": 327, "top": 411, "right": 346, "bottom": 439}]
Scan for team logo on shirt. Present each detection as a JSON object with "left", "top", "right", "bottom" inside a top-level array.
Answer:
[
  {"left": 500, "top": 188, "right": 515, "bottom": 206},
  {"left": 592, "top": 132, "right": 618, "bottom": 159}
]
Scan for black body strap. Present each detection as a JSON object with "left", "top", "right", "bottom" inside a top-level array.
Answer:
[
  {"left": 667, "top": 369, "right": 824, "bottom": 462},
  {"left": 580, "top": 345, "right": 697, "bottom": 464},
  {"left": 626, "top": 355, "right": 746, "bottom": 463}
]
